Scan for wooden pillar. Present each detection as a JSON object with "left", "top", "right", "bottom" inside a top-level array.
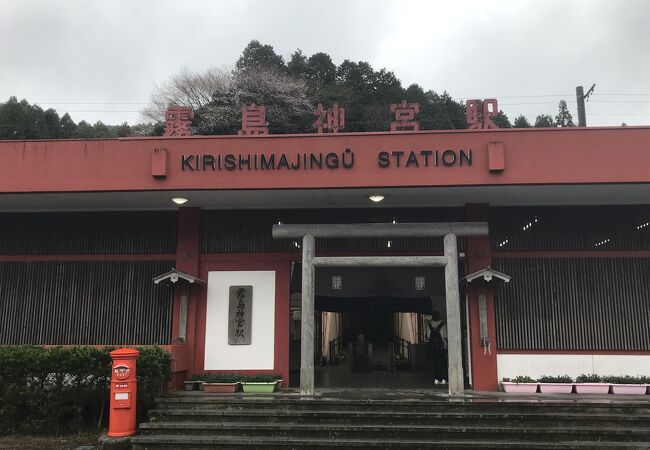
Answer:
[
  {"left": 175, "top": 207, "right": 201, "bottom": 275},
  {"left": 444, "top": 233, "right": 464, "bottom": 396},
  {"left": 174, "top": 207, "right": 201, "bottom": 374},
  {"left": 301, "top": 234, "right": 315, "bottom": 395},
  {"left": 178, "top": 287, "right": 188, "bottom": 342},
  {"left": 466, "top": 203, "right": 498, "bottom": 391}
]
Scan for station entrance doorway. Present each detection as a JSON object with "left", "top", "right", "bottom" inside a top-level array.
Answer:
[
  {"left": 275, "top": 222, "right": 487, "bottom": 396},
  {"left": 288, "top": 265, "right": 469, "bottom": 389}
]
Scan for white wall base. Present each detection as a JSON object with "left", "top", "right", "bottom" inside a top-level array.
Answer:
[
  {"left": 204, "top": 270, "right": 276, "bottom": 370},
  {"left": 497, "top": 353, "right": 650, "bottom": 380}
]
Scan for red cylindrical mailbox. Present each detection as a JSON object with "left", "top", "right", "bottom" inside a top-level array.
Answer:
[{"left": 108, "top": 348, "right": 139, "bottom": 437}]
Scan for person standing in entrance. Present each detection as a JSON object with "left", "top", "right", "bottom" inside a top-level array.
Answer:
[{"left": 427, "top": 311, "right": 448, "bottom": 384}]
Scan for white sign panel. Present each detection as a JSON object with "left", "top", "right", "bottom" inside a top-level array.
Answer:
[{"left": 204, "top": 271, "right": 276, "bottom": 370}]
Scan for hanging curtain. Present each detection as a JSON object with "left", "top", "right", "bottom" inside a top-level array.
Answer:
[
  {"left": 322, "top": 312, "right": 343, "bottom": 357},
  {"left": 396, "top": 312, "right": 417, "bottom": 343}
]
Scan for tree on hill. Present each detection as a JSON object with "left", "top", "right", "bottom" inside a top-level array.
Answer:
[
  {"left": 192, "top": 67, "right": 313, "bottom": 135},
  {"left": 305, "top": 52, "right": 337, "bottom": 93},
  {"left": 58, "top": 113, "right": 78, "bottom": 138},
  {"left": 144, "top": 40, "right": 468, "bottom": 134},
  {"left": 76, "top": 120, "right": 96, "bottom": 138},
  {"left": 555, "top": 100, "right": 574, "bottom": 127},
  {"left": 513, "top": 115, "right": 531, "bottom": 128},
  {"left": 534, "top": 114, "right": 555, "bottom": 128},
  {"left": 492, "top": 110, "right": 512, "bottom": 128},
  {"left": 287, "top": 49, "right": 308, "bottom": 78},
  {"left": 2, "top": 40, "right": 582, "bottom": 139},
  {"left": 115, "top": 122, "right": 132, "bottom": 137},
  {"left": 142, "top": 63, "right": 311, "bottom": 135},
  {"left": 43, "top": 108, "right": 61, "bottom": 138},
  {"left": 0, "top": 97, "right": 49, "bottom": 139},
  {"left": 404, "top": 84, "right": 466, "bottom": 130},
  {"left": 142, "top": 67, "right": 234, "bottom": 122},
  {"left": 0, "top": 97, "right": 159, "bottom": 139},
  {"left": 331, "top": 60, "right": 404, "bottom": 132},
  {"left": 235, "top": 40, "right": 285, "bottom": 73}
]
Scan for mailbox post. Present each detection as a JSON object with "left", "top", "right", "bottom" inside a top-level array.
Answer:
[{"left": 108, "top": 348, "right": 139, "bottom": 437}]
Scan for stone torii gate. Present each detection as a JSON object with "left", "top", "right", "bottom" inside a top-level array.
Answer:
[{"left": 272, "top": 222, "right": 489, "bottom": 396}]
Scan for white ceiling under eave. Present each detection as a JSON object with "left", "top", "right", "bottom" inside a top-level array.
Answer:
[{"left": 0, "top": 183, "right": 649, "bottom": 212}]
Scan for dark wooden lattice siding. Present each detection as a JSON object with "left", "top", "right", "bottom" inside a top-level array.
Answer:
[
  {"left": 0, "top": 212, "right": 177, "bottom": 255},
  {"left": 201, "top": 208, "right": 465, "bottom": 253},
  {"left": 493, "top": 258, "right": 650, "bottom": 350},
  {"left": 0, "top": 260, "right": 173, "bottom": 345},
  {"left": 490, "top": 206, "right": 650, "bottom": 251}
]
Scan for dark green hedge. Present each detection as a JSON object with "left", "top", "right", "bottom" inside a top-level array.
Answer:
[{"left": 0, "top": 346, "right": 170, "bottom": 435}]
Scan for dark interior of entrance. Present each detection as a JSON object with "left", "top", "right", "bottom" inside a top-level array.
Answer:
[{"left": 289, "top": 263, "right": 468, "bottom": 389}]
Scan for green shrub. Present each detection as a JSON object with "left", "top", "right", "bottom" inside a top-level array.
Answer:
[
  {"left": 0, "top": 345, "right": 170, "bottom": 435},
  {"left": 576, "top": 373, "right": 602, "bottom": 383},
  {"left": 510, "top": 375, "right": 535, "bottom": 384},
  {"left": 537, "top": 375, "right": 573, "bottom": 383},
  {"left": 239, "top": 373, "right": 283, "bottom": 383},
  {"left": 201, "top": 373, "right": 241, "bottom": 383},
  {"left": 602, "top": 375, "right": 645, "bottom": 384},
  {"left": 135, "top": 346, "right": 171, "bottom": 422}
]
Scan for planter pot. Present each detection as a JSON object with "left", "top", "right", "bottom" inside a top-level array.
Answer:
[
  {"left": 611, "top": 384, "right": 647, "bottom": 395},
  {"left": 203, "top": 382, "right": 239, "bottom": 393},
  {"left": 183, "top": 381, "right": 198, "bottom": 391},
  {"left": 538, "top": 383, "right": 573, "bottom": 394},
  {"left": 241, "top": 381, "right": 279, "bottom": 393},
  {"left": 502, "top": 382, "right": 538, "bottom": 393},
  {"left": 574, "top": 383, "right": 610, "bottom": 394}
]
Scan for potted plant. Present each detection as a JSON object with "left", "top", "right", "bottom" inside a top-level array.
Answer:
[
  {"left": 604, "top": 375, "right": 647, "bottom": 395},
  {"left": 184, "top": 380, "right": 197, "bottom": 391},
  {"left": 575, "top": 373, "right": 610, "bottom": 394},
  {"left": 501, "top": 376, "right": 538, "bottom": 394},
  {"left": 184, "top": 374, "right": 205, "bottom": 391},
  {"left": 202, "top": 372, "right": 241, "bottom": 393},
  {"left": 537, "top": 375, "right": 574, "bottom": 394},
  {"left": 640, "top": 376, "right": 650, "bottom": 394},
  {"left": 240, "top": 373, "right": 283, "bottom": 393}
]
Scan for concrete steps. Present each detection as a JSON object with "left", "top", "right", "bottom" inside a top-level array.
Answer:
[
  {"left": 131, "top": 434, "right": 650, "bottom": 449},
  {"left": 131, "top": 394, "right": 650, "bottom": 449},
  {"left": 138, "top": 421, "right": 650, "bottom": 441},
  {"left": 147, "top": 406, "right": 650, "bottom": 426},
  {"left": 152, "top": 395, "right": 650, "bottom": 414}
]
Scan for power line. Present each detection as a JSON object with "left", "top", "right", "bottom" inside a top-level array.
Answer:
[
  {"left": 49, "top": 99, "right": 650, "bottom": 113},
  {"left": 33, "top": 101, "right": 150, "bottom": 105},
  {"left": 591, "top": 93, "right": 650, "bottom": 96},
  {"left": 586, "top": 113, "right": 650, "bottom": 117},
  {"left": 500, "top": 100, "right": 650, "bottom": 106},
  {"left": 27, "top": 94, "right": 650, "bottom": 105},
  {"left": 54, "top": 110, "right": 143, "bottom": 113},
  {"left": 588, "top": 100, "right": 650, "bottom": 103}
]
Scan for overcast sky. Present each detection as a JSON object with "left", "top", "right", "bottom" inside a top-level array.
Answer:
[{"left": 2, "top": 0, "right": 649, "bottom": 127}]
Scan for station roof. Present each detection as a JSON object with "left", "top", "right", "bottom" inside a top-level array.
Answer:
[{"left": 1, "top": 127, "right": 649, "bottom": 211}]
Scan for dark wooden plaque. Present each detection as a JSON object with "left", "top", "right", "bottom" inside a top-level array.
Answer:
[{"left": 228, "top": 285, "right": 253, "bottom": 345}]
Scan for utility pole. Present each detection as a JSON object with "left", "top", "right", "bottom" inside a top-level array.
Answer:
[{"left": 576, "top": 83, "right": 596, "bottom": 127}]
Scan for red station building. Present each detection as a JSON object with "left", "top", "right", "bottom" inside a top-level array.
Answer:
[{"left": 1, "top": 117, "right": 649, "bottom": 393}]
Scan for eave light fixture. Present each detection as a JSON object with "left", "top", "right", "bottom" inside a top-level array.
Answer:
[
  {"left": 369, "top": 194, "right": 385, "bottom": 203},
  {"left": 172, "top": 197, "right": 189, "bottom": 205}
]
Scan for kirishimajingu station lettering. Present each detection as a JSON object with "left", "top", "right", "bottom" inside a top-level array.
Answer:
[
  {"left": 181, "top": 148, "right": 472, "bottom": 172},
  {"left": 377, "top": 149, "right": 472, "bottom": 168}
]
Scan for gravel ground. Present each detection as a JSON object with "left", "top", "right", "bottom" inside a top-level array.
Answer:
[{"left": 0, "top": 433, "right": 99, "bottom": 450}]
